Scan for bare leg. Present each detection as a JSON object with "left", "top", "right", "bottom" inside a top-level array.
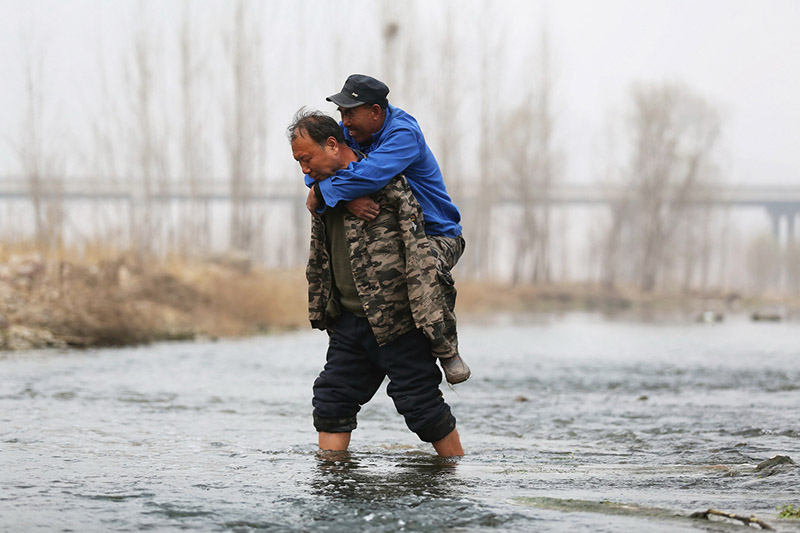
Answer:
[
  {"left": 432, "top": 428, "right": 464, "bottom": 457},
  {"left": 319, "top": 431, "right": 351, "bottom": 451}
]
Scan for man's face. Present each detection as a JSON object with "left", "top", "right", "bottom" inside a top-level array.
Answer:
[
  {"left": 338, "top": 104, "right": 381, "bottom": 145},
  {"left": 291, "top": 132, "right": 339, "bottom": 181}
]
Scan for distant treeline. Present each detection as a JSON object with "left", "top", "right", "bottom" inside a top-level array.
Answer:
[{"left": 4, "top": 0, "right": 797, "bottom": 295}]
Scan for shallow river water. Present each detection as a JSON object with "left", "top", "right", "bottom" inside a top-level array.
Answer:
[{"left": 2, "top": 313, "right": 799, "bottom": 532}]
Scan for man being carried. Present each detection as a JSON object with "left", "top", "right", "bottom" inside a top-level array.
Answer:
[
  {"left": 289, "top": 108, "right": 464, "bottom": 457},
  {"left": 305, "top": 74, "right": 469, "bottom": 384}
]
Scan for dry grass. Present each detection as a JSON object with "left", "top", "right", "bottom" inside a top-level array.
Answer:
[
  {"left": 173, "top": 263, "right": 307, "bottom": 336},
  {"left": 456, "top": 280, "right": 635, "bottom": 314},
  {"left": 0, "top": 246, "right": 308, "bottom": 349},
  {"left": 456, "top": 279, "right": 800, "bottom": 319}
]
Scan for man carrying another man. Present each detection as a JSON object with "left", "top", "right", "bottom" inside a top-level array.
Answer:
[
  {"left": 288, "top": 109, "right": 464, "bottom": 456},
  {"left": 305, "top": 74, "right": 469, "bottom": 385}
]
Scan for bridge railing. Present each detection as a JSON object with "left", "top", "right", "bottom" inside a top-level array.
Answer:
[
  {"left": 0, "top": 177, "right": 303, "bottom": 201},
  {"left": 2, "top": 176, "right": 800, "bottom": 207}
]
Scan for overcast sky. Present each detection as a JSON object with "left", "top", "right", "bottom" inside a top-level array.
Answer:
[{"left": 1, "top": 0, "right": 798, "bottom": 186}]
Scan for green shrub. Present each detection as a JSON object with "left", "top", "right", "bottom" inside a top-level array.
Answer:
[{"left": 777, "top": 504, "right": 800, "bottom": 519}]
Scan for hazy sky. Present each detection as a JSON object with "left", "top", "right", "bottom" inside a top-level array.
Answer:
[
  {"left": 1, "top": 0, "right": 799, "bottom": 186},
  {"left": 548, "top": 0, "right": 800, "bottom": 186}
]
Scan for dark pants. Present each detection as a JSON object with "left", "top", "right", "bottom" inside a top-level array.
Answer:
[{"left": 312, "top": 311, "right": 456, "bottom": 443}]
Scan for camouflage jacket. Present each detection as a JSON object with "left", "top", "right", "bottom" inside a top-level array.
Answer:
[{"left": 306, "top": 175, "right": 458, "bottom": 358}]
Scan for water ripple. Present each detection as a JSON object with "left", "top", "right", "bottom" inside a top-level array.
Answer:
[{"left": 2, "top": 317, "right": 799, "bottom": 532}]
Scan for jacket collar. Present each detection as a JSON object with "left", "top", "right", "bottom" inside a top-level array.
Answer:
[{"left": 369, "top": 104, "right": 394, "bottom": 144}]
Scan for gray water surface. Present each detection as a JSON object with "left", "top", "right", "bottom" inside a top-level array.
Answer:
[{"left": 2, "top": 313, "right": 799, "bottom": 532}]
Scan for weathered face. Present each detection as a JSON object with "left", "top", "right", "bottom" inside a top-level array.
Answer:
[
  {"left": 291, "top": 132, "right": 340, "bottom": 181},
  {"left": 338, "top": 104, "right": 382, "bottom": 145}
]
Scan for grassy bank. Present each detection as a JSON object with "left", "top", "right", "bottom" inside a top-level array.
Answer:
[{"left": 1, "top": 247, "right": 796, "bottom": 350}]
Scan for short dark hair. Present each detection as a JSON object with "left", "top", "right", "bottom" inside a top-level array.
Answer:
[{"left": 287, "top": 107, "right": 345, "bottom": 146}]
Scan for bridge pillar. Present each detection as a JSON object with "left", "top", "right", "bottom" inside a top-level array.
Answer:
[
  {"left": 788, "top": 212, "right": 798, "bottom": 292},
  {"left": 769, "top": 210, "right": 781, "bottom": 242},
  {"left": 766, "top": 206, "right": 800, "bottom": 246},
  {"left": 766, "top": 205, "right": 800, "bottom": 292}
]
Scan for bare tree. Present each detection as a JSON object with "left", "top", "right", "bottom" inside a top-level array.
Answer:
[
  {"left": 506, "top": 20, "right": 558, "bottom": 285},
  {"left": 432, "top": 0, "right": 466, "bottom": 206},
  {"left": 612, "top": 82, "right": 722, "bottom": 293},
  {"left": 15, "top": 34, "right": 64, "bottom": 251},
  {"left": 86, "top": 32, "right": 137, "bottom": 252},
  {"left": 123, "top": 11, "right": 172, "bottom": 258},
  {"left": 222, "top": 0, "right": 267, "bottom": 255},
  {"left": 460, "top": 0, "right": 506, "bottom": 280},
  {"left": 746, "top": 234, "right": 781, "bottom": 294},
  {"left": 178, "top": 4, "right": 212, "bottom": 257},
  {"left": 600, "top": 195, "right": 634, "bottom": 290},
  {"left": 673, "top": 184, "right": 722, "bottom": 294},
  {"left": 594, "top": 118, "right": 628, "bottom": 289}
]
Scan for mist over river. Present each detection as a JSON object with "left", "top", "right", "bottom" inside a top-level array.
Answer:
[{"left": 2, "top": 313, "right": 799, "bottom": 532}]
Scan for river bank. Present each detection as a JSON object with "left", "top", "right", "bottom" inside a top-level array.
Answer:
[
  {"left": 0, "top": 250, "right": 307, "bottom": 351},
  {"left": 0, "top": 249, "right": 796, "bottom": 350}
]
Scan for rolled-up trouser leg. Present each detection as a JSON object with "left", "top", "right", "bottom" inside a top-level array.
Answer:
[
  {"left": 312, "top": 312, "right": 385, "bottom": 433},
  {"left": 428, "top": 235, "right": 465, "bottom": 272}
]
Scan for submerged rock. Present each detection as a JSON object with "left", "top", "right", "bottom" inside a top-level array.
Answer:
[
  {"left": 751, "top": 310, "right": 783, "bottom": 322},
  {"left": 755, "top": 455, "right": 795, "bottom": 477},
  {"left": 696, "top": 310, "right": 723, "bottom": 323}
]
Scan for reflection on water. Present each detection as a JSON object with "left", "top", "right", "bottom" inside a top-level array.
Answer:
[
  {"left": 304, "top": 453, "right": 486, "bottom": 532},
  {"left": 1, "top": 314, "right": 799, "bottom": 532},
  {"left": 312, "top": 452, "right": 460, "bottom": 502}
]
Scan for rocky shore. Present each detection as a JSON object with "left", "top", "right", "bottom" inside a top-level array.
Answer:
[{"left": 0, "top": 251, "right": 307, "bottom": 351}]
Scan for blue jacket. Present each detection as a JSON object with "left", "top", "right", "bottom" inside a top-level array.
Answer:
[{"left": 307, "top": 104, "right": 462, "bottom": 238}]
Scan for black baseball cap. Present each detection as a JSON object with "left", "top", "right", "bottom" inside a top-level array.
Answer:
[{"left": 326, "top": 74, "right": 390, "bottom": 109}]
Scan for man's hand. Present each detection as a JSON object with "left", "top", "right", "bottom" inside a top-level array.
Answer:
[
  {"left": 306, "top": 187, "right": 321, "bottom": 217},
  {"left": 346, "top": 196, "right": 380, "bottom": 221}
]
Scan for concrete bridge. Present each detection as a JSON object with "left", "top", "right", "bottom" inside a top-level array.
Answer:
[
  {"left": 543, "top": 183, "right": 800, "bottom": 245},
  {"left": 3, "top": 176, "right": 800, "bottom": 242},
  {"left": 0, "top": 177, "right": 303, "bottom": 202}
]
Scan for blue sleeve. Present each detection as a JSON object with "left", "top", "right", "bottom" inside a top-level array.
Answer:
[{"left": 318, "top": 127, "right": 421, "bottom": 207}]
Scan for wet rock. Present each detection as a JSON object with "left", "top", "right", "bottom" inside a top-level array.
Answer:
[
  {"left": 751, "top": 310, "right": 783, "bottom": 322},
  {"left": 4, "top": 253, "right": 46, "bottom": 289},
  {"left": 696, "top": 310, "right": 723, "bottom": 323},
  {"left": 755, "top": 455, "right": 794, "bottom": 470},
  {"left": 514, "top": 395, "right": 529, "bottom": 402},
  {"left": 1, "top": 325, "right": 67, "bottom": 351},
  {"left": 755, "top": 455, "right": 795, "bottom": 477}
]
